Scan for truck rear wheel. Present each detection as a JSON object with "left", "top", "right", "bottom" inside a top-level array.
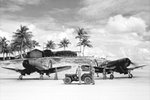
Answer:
[
  {"left": 64, "top": 77, "right": 72, "bottom": 84},
  {"left": 84, "top": 77, "right": 92, "bottom": 84}
]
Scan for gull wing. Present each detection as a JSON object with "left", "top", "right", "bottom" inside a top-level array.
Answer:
[{"left": 2, "top": 67, "right": 24, "bottom": 73}]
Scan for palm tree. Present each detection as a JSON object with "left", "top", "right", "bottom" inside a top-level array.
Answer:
[
  {"left": 0, "top": 37, "right": 9, "bottom": 60},
  {"left": 80, "top": 38, "right": 92, "bottom": 56},
  {"left": 12, "top": 25, "right": 33, "bottom": 59},
  {"left": 75, "top": 27, "right": 88, "bottom": 55},
  {"left": 27, "top": 40, "right": 40, "bottom": 51},
  {"left": 46, "top": 40, "right": 56, "bottom": 50},
  {"left": 31, "top": 40, "right": 40, "bottom": 48},
  {"left": 10, "top": 42, "right": 20, "bottom": 56},
  {"left": 5, "top": 44, "right": 13, "bottom": 59},
  {"left": 58, "top": 38, "right": 71, "bottom": 50}
]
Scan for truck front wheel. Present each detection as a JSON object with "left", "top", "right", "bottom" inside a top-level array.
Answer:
[
  {"left": 84, "top": 77, "right": 92, "bottom": 84},
  {"left": 64, "top": 77, "right": 72, "bottom": 84}
]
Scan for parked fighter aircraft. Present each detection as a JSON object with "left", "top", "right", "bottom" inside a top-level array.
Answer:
[
  {"left": 2, "top": 58, "right": 71, "bottom": 80},
  {"left": 81, "top": 58, "right": 145, "bottom": 79}
]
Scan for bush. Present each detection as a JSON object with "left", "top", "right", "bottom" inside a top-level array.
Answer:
[
  {"left": 0, "top": 57, "right": 16, "bottom": 60},
  {"left": 43, "top": 49, "right": 54, "bottom": 57},
  {"left": 54, "top": 50, "right": 77, "bottom": 57}
]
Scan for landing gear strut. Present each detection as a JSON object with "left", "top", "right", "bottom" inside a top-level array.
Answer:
[
  {"left": 128, "top": 70, "right": 133, "bottom": 78},
  {"left": 128, "top": 74, "right": 133, "bottom": 78},
  {"left": 103, "top": 68, "right": 107, "bottom": 79},
  {"left": 40, "top": 74, "right": 44, "bottom": 79},
  {"left": 54, "top": 68, "right": 58, "bottom": 80},
  {"left": 96, "top": 73, "right": 99, "bottom": 77},
  {"left": 19, "top": 75, "right": 23, "bottom": 80},
  {"left": 110, "top": 74, "right": 114, "bottom": 79},
  {"left": 110, "top": 71, "right": 114, "bottom": 79}
]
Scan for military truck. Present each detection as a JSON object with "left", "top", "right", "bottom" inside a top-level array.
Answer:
[
  {"left": 63, "top": 73, "right": 92, "bottom": 84},
  {"left": 63, "top": 64, "right": 94, "bottom": 84}
]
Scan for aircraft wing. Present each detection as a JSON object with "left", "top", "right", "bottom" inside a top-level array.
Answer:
[
  {"left": 44, "top": 66, "right": 71, "bottom": 73},
  {"left": 94, "top": 66, "right": 115, "bottom": 73},
  {"left": 127, "top": 65, "right": 146, "bottom": 70},
  {"left": 100, "top": 65, "right": 116, "bottom": 69},
  {"left": 2, "top": 67, "right": 23, "bottom": 73}
]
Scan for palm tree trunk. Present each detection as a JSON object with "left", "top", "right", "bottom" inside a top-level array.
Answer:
[
  {"left": 9, "top": 53, "right": 11, "bottom": 59},
  {"left": 79, "top": 38, "right": 82, "bottom": 56},
  {"left": 3, "top": 52, "right": 5, "bottom": 60},
  {"left": 82, "top": 46, "right": 85, "bottom": 56},
  {"left": 6, "top": 53, "right": 8, "bottom": 58},
  {"left": 20, "top": 49, "right": 23, "bottom": 59},
  {"left": 64, "top": 47, "right": 65, "bottom": 51},
  {"left": 20, "top": 42, "right": 23, "bottom": 59},
  {"left": 80, "top": 46, "right": 82, "bottom": 56}
]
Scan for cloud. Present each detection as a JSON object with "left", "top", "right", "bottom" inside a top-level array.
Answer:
[
  {"left": 49, "top": 8, "right": 71, "bottom": 14},
  {"left": 8, "top": 0, "right": 42, "bottom": 5},
  {"left": 0, "top": 0, "right": 43, "bottom": 13},
  {"left": 106, "top": 15, "right": 147, "bottom": 35},
  {"left": 79, "top": 14, "right": 150, "bottom": 58},
  {"left": 78, "top": 0, "right": 150, "bottom": 29},
  {"left": 104, "top": 15, "right": 150, "bottom": 42},
  {"left": 0, "top": 29, "right": 12, "bottom": 40},
  {"left": 0, "top": 4, "right": 23, "bottom": 12},
  {"left": 79, "top": 0, "right": 150, "bottom": 18},
  {"left": 142, "top": 31, "right": 150, "bottom": 41},
  {"left": 32, "top": 16, "right": 61, "bottom": 31}
]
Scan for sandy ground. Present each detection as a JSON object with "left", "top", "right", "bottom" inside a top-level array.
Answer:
[{"left": 0, "top": 58, "right": 150, "bottom": 100}]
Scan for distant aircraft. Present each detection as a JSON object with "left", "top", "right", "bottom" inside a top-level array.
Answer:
[
  {"left": 81, "top": 58, "right": 146, "bottom": 79},
  {"left": 2, "top": 58, "right": 71, "bottom": 80}
]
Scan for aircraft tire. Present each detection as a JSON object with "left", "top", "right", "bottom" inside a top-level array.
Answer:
[
  {"left": 110, "top": 74, "right": 114, "bottom": 79},
  {"left": 40, "top": 75, "right": 44, "bottom": 80},
  {"left": 128, "top": 74, "right": 133, "bottom": 78},
  {"left": 19, "top": 75, "right": 23, "bottom": 80},
  {"left": 84, "top": 77, "right": 92, "bottom": 84},
  {"left": 64, "top": 77, "right": 72, "bottom": 84}
]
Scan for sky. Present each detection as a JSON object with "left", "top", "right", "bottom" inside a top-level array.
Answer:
[{"left": 0, "top": 0, "right": 150, "bottom": 61}]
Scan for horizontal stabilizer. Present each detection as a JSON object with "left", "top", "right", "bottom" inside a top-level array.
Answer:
[{"left": 128, "top": 65, "right": 146, "bottom": 70}]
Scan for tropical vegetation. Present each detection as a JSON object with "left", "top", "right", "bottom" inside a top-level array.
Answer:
[
  {"left": 0, "top": 26, "right": 93, "bottom": 60},
  {"left": 45, "top": 40, "right": 56, "bottom": 50},
  {"left": 58, "top": 38, "right": 71, "bottom": 50}
]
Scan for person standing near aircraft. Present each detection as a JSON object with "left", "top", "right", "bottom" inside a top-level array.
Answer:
[
  {"left": 90, "top": 62, "right": 95, "bottom": 85},
  {"left": 76, "top": 65, "right": 82, "bottom": 85},
  {"left": 48, "top": 59, "right": 52, "bottom": 68}
]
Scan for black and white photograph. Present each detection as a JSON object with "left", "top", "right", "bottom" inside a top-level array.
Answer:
[{"left": 0, "top": 0, "right": 150, "bottom": 100}]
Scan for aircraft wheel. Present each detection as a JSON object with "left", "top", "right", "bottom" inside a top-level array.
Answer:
[
  {"left": 84, "top": 77, "right": 92, "bottom": 84},
  {"left": 64, "top": 77, "right": 72, "bottom": 84},
  {"left": 19, "top": 75, "right": 23, "bottom": 80},
  {"left": 110, "top": 74, "right": 114, "bottom": 79},
  {"left": 40, "top": 75, "right": 44, "bottom": 79},
  {"left": 128, "top": 74, "right": 133, "bottom": 78}
]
